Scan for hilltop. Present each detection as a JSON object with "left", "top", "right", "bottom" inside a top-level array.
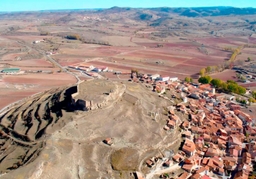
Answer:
[{"left": 0, "top": 79, "right": 183, "bottom": 178}]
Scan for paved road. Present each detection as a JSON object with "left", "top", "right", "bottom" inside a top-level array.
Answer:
[
  {"left": 46, "top": 54, "right": 66, "bottom": 72},
  {"left": 46, "top": 54, "right": 81, "bottom": 82},
  {"left": 15, "top": 40, "right": 80, "bottom": 83}
]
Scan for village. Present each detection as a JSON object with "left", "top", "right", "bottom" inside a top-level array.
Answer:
[
  {"left": 81, "top": 64, "right": 256, "bottom": 179},
  {"left": 0, "top": 53, "right": 256, "bottom": 179},
  {"left": 131, "top": 73, "right": 256, "bottom": 179}
]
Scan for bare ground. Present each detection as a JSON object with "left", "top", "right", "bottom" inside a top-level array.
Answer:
[{"left": 0, "top": 79, "right": 181, "bottom": 179}]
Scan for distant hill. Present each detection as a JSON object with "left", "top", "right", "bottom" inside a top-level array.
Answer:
[
  {"left": 1, "top": 6, "right": 256, "bottom": 17},
  {"left": 1, "top": 6, "right": 256, "bottom": 30},
  {"left": 148, "top": 6, "right": 256, "bottom": 17},
  {"left": 96, "top": 6, "right": 256, "bottom": 17}
]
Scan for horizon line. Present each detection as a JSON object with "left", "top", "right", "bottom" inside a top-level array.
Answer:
[{"left": 0, "top": 6, "right": 255, "bottom": 13}]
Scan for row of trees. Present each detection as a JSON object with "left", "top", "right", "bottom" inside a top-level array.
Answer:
[
  {"left": 228, "top": 46, "right": 243, "bottom": 63},
  {"left": 82, "top": 39, "right": 110, "bottom": 46},
  {"left": 199, "top": 46, "right": 244, "bottom": 77},
  {"left": 199, "top": 63, "right": 233, "bottom": 77},
  {"left": 223, "top": 47, "right": 236, "bottom": 52},
  {"left": 65, "top": 34, "right": 110, "bottom": 46},
  {"left": 198, "top": 76, "right": 246, "bottom": 95},
  {"left": 40, "top": 31, "right": 50, "bottom": 36},
  {"left": 199, "top": 66, "right": 218, "bottom": 76},
  {"left": 66, "top": 34, "right": 81, "bottom": 40}
]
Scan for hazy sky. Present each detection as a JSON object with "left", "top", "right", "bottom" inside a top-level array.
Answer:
[{"left": 1, "top": 0, "right": 256, "bottom": 11}]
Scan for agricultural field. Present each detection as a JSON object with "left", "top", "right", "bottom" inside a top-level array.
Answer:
[{"left": 0, "top": 7, "right": 256, "bottom": 109}]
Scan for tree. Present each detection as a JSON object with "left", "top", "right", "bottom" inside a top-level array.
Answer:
[
  {"left": 213, "top": 65, "right": 219, "bottom": 72},
  {"left": 199, "top": 68, "right": 206, "bottom": 77},
  {"left": 239, "top": 75, "right": 246, "bottom": 82},
  {"left": 198, "top": 76, "right": 212, "bottom": 84},
  {"left": 247, "top": 57, "right": 251, "bottom": 62},
  {"left": 206, "top": 66, "right": 212, "bottom": 73},
  {"left": 40, "top": 31, "right": 49, "bottom": 36},
  {"left": 66, "top": 34, "right": 81, "bottom": 40},
  {"left": 185, "top": 77, "right": 193, "bottom": 83},
  {"left": 252, "top": 91, "right": 256, "bottom": 99},
  {"left": 198, "top": 77, "right": 208, "bottom": 84},
  {"left": 241, "top": 99, "right": 247, "bottom": 105},
  {"left": 185, "top": 77, "right": 190, "bottom": 83},
  {"left": 210, "top": 78, "right": 223, "bottom": 88},
  {"left": 131, "top": 68, "right": 139, "bottom": 78},
  {"left": 248, "top": 98, "right": 255, "bottom": 104},
  {"left": 224, "top": 80, "right": 246, "bottom": 95},
  {"left": 205, "top": 76, "right": 212, "bottom": 83},
  {"left": 220, "top": 82, "right": 228, "bottom": 92},
  {"left": 227, "top": 83, "right": 237, "bottom": 93},
  {"left": 227, "top": 80, "right": 237, "bottom": 85},
  {"left": 237, "top": 86, "right": 246, "bottom": 95}
]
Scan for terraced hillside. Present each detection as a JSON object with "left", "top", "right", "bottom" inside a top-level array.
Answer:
[
  {"left": 0, "top": 85, "right": 78, "bottom": 172},
  {"left": 0, "top": 79, "right": 184, "bottom": 179}
]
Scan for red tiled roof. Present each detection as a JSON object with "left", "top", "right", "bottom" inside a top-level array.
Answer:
[
  {"left": 182, "top": 139, "right": 196, "bottom": 153},
  {"left": 182, "top": 164, "right": 194, "bottom": 172},
  {"left": 177, "top": 172, "right": 190, "bottom": 179},
  {"left": 202, "top": 158, "right": 209, "bottom": 165},
  {"left": 199, "top": 84, "right": 212, "bottom": 91},
  {"left": 170, "top": 114, "right": 180, "bottom": 121},
  {"left": 201, "top": 175, "right": 212, "bottom": 179},
  {"left": 172, "top": 153, "right": 184, "bottom": 162},
  {"left": 167, "top": 120, "right": 176, "bottom": 127},
  {"left": 196, "top": 166, "right": 208, "bottom": 174},
  {"left": 229, "top": 135, "right": 243, "bottom": 147},
  {"left": 190, "top": 173, "right": 201, "bottom": 179},
  {"left": 229, "top": 148, "right": 239, "bottom": 157}
]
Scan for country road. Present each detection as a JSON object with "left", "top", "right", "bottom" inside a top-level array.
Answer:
[
  {"left": 46, "top": 54, "right": 80, "bottom": 82},
  {"left": 15, "top": 40, "right": 80, "bottom": 83},
  {"left": 46, "top": 54, "right": 67, "bottom": 72}
]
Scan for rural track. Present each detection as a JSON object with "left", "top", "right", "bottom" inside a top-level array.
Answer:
[{"left": 14, "top": 40, "right": 81, "bottom": 83}]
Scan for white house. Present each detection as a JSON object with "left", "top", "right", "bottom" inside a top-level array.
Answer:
[
  {"left": 156, "top": 76, "right": 170, "bottom": 82},
  {"left": 101, "top": 67, "right": 108, "bottom": 72},
  {"left": 151, "top": 74, "right": 160, "bottom": 80},
  {"left": 169, "top": 77, "right": 178, "bottom": 82}
]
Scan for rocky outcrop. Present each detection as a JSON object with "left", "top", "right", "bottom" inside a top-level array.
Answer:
[{"left": 73, "top": 79, "right": 126, "bottom": 111}]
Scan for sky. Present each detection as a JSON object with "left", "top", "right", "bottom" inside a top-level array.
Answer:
[{"left": 0, "top": 0, "right": 256, "bottom": 12}]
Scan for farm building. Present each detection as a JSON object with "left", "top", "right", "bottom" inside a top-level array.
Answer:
[
  {"left": 1, "top": 68, "right": 20, "bottom": 74},
  {"left": 157, "top": 76, "right": 170, "bottom": 82},
  {"left": 92, "top": 67, "right": 102, "bottom": 72},
  {"left": 169, "top": 77, "right": 178, "bottom": 82},
  {"left": 150, "top": 74, "right": 160, "bottom": 80}
]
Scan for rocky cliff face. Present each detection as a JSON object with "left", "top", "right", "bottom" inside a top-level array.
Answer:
[{"left": 0, "top": 80, "right": 182, "bottom": 179}]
